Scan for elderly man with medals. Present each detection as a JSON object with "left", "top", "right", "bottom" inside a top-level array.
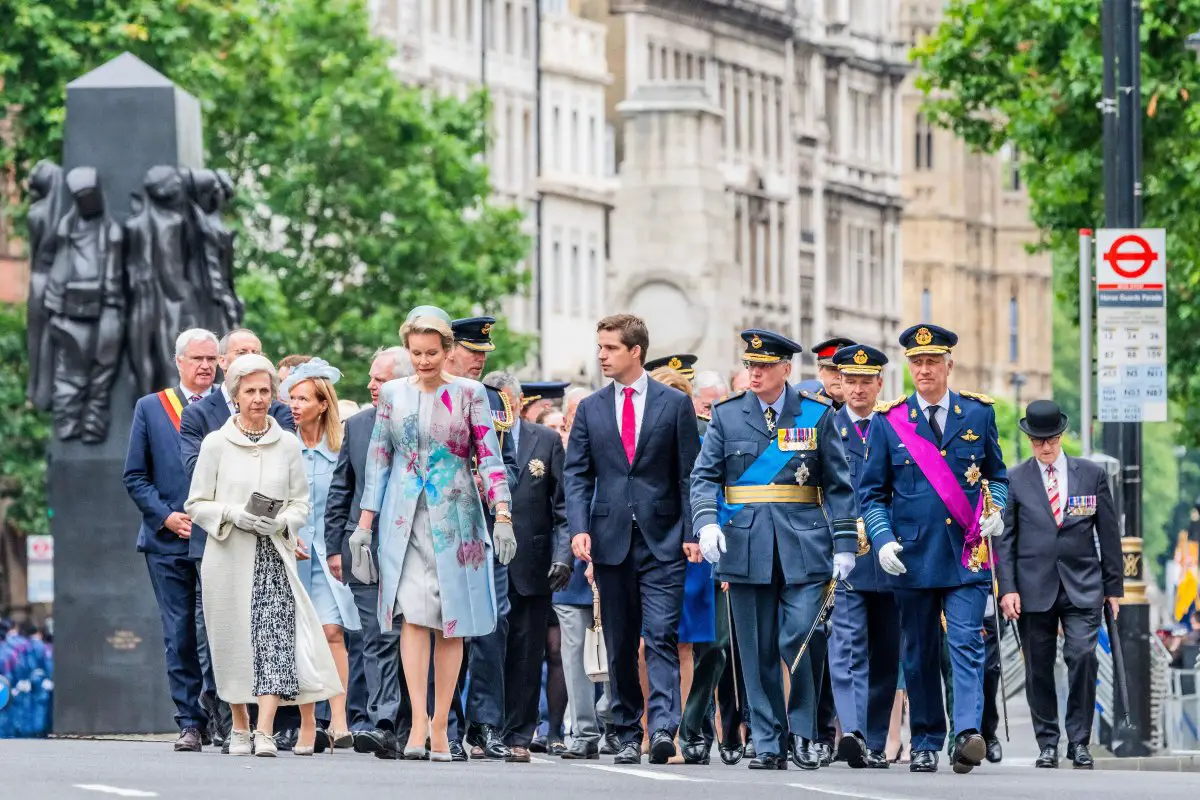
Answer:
[
  {"left": 689, "top": 330, "right": 858, "bottom": 771},
  {"left": 858, "top": 324, "right": 1009, "bottom": 774}
]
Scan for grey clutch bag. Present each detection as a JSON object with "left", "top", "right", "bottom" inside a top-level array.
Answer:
[{"left": 245, "top": 492, "right": 283, "bottom": 520}]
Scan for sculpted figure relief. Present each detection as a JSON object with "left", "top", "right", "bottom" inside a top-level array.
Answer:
[{"left": 26, "top": 160, "right": 65, "bottom": 410}]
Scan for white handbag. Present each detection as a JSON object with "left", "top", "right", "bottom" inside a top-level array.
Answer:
[{"left": 584, "top": 584, "right": 609, "bottom": 683}]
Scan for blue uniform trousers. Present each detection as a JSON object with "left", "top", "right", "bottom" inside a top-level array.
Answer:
[
  {"left": 145, "top": 554, "right": 207, "bottom": 731},
  {"left": 450, "top": 560, "right": 511, "bottom": 741},
  {"left": 894, "top": 584, "right": 987, "bottom": 752},
  {"left": 350, "top": 582, "right": 406, "bottom": 733},
  {"left": 829, "top": 587, "right": 900, "bottom": 751},
  {"left": 728, "top": 569, "right": 825, "bottom": 758}
]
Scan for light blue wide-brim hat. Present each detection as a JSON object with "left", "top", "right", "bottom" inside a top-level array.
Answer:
[{"left": 406, "top": 305, "right": 451, "bottom": 324}]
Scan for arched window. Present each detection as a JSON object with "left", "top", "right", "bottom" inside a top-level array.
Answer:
[{"left": 914, "top": 114, "right": 933, "bottom": 170}]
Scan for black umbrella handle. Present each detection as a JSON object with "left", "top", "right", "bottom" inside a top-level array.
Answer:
[{"left": 1104, "top": 603, "right": 1134, "bottom": 727}]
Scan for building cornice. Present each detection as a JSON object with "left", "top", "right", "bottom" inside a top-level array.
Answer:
[{"left": 613, "top": 0, "right": 795, "bottom": 43}]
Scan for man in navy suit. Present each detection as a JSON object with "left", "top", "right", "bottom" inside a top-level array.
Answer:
[
  {"left": 827, "top": 344, "right": 899, "bottom": 769},
  {"left": 123, "top": 328, "right": 221, "bottom": 752},
  {"left": 858, "top": 324, "right": 1009, "bottom": 774},
  {"left": 178, "top": 327, "right": 296, "bottom": 747},
  {"left": 564, "top": 313, "right": 702, "bottom": 765}
]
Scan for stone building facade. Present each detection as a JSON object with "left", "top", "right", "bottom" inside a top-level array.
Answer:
[{"left": 899, "top": 0, "right": 1052, "bottom": 399}]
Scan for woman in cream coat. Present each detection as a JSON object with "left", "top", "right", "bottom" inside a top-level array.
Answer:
[{"left": 187, "top": 353, "right": 342, "bottom": 758}]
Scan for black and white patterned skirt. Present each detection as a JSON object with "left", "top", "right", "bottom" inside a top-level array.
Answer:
[{"left": 250, "top": 536, "right": 299, "bottom": 699}]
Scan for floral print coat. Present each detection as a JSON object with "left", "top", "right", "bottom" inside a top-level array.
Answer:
[{"left": 360, "top": 376, "right": 511, "bottom": 637}]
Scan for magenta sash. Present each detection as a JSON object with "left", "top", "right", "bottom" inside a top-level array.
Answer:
[{"left": 885, "top": 405, "right": 986, "bottom": 571}]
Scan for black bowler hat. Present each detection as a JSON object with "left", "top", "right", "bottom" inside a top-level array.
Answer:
[
  {"left": 1019, "top": 400, "right": 1069, "bottom": 439},
  {"left": 899, "top": 323, "right": 957, "bottom": 357},
  {"left": 741, "top": 329, "right": 803, "bottom": 365},
  {"left": 812, "top": 337, "right": 857, "bottom": 368},
  {"left": 645, "top": 353, "right": 697, "bottom": 380},
  {"left": 451, "top": 316, "right": 496, "bottom": 352}
]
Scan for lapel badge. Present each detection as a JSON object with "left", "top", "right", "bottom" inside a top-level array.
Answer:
[
  {"left": 954, "top": 404, "right": 962, "bottom": 415},
  {"left": 795, "top": 462, "right": 810, "bottom": 486},
  {"left": 528, "top": 458, "right": 546, "bottom": 478},
  {"left": 965, "top": 463, "right": 982, "bottom": 486},
  {"left": 840, "top": 426, "right": 848, "bottom": 439},
  {"left": 910, "top": 407, "right": 917, "bottom": 420},
  {"left": 961, "top": 429, "right": 980, "bottom": 442}
]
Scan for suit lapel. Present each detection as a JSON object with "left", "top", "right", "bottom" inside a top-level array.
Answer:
[
  {"left": 940, "top": 391, "right": 966, "bottom": 447},
  {"left": 516, "top": 421, "right": 535, "bottom": 478},
  {"left": 594, "top": 383, "right": 619, "bottom": 452},
  {"left": 907, "top": 395, "right": 937, "bottom": 446},
  {"left": 633, "top": 379, "right": 667, "bottom": 466},
  {"left": 742, "top": 390, "right": 770, "bottom": 438},
  {"left": 1025, "top": 459, "right": 1058, "bottom": 527},
  {"left": 211, "top": 388, "right": 231, "bottom": 423},
  {"left": 835, "top": 407, "right": 865, "bottom": 459}
]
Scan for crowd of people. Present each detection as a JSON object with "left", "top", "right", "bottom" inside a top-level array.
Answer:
[
  {"left": 0, "top": 619, "right": 53, "bottom": 738},
  {"left": 121, "top": 307, "right": 1125, "bottom": 773}
]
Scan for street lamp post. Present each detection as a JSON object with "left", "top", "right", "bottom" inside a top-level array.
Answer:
[{"left": 1011, "top": 372, "right": 1026, "bottom": 462}]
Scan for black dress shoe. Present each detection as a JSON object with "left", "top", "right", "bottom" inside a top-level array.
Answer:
[
  {"left": 950, "top": 731, "right": 986, "bottom": 774},
  {"left": 547, "top": 740, "right": 567, "bottom": 757},
  {"left": 1035, "top": 746, "right": 1059, "bottom": 768},
  {"left": 449, "top": 739, "right": 468, "bottom": 762},
  {"left": 837, "top": 733, "right": 867, "bottom": 769},
  {"left": 355, "top": 729, "right": 389, "bottom": 755},
  {"left": 372, "top": 730, "right": 401, "bottom": 760},
  {"left": 985, "top": 737, "right": 1003, "bottom": 763},
  {"left": 1068, "top": 743, "right": 1094, "bottom": 769},
  {"left": 599, "top": 732, "right": 621, "bottom": 755},
  {"left": 748, "top": 753, "right": 788, "bottom": 770},
  {"left": 278, "top": 728, "right": 300, "bottom": 752},
  {"left": 865, "top": 749, "right": 890, "bottom": 769},
  {"left": 910, "top": 750, "right": 939, "bottom": 773},
  {"left": 816, "top": 741, "right": 834, "bottom": 767},
  {"left": 560, "top": 739, "right": 599, "bottom": 760},
  {"left": 789, "top": 735, "right": 820, "bottom": 770},
  {"left": 744, "top": 740, "right": 757, "bottom": 759},
  {"left": 530, "top": 735, "right": 548, "bottom": 753},
  {"left": 468, "top": 724, "right": 511, "bottom": 759},
  {"left": 681, "top": 737, "right": 710, "bottom": 765},
  {"left": 614, "top": 742, "right": 642, "bottom": 765},
  {"left": 649, "top": 729, "right": 676, "bottom": 764}
]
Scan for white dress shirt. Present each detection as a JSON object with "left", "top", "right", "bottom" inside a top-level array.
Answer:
[
  {"left": 1038, "top": 451, "right": 1069, "bottom": 505},
  {"left": 756, "top": 390, "right": 787, "bottom": 421},
  {"left": 915, "top": 390, "right": 951, "bottom": 433},
  {"left": 180, "top": 384, "right": 213, "bottom": 405},
  {"left": 613, "top": 370, "right": 649, "bottom": 444}
]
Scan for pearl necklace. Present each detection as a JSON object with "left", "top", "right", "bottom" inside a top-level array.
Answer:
[{"left": 235, "top": 415, "right": 269, "bottom": 437}]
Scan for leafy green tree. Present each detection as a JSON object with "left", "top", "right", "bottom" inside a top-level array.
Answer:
[
  {"left": 0, "top": 304, "right": 50, "bottom": 535},
  {"left": 1, "top": 0, "right": 531, "bottom": 395}
]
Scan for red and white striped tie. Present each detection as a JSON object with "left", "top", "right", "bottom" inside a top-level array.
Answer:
[{"left": 1046, "top": 464, "right": 1062, "bottom": 526}]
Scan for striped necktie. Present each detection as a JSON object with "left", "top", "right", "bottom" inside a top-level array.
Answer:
[{"left": 1046, "top": 464, "right": 1062, "bottom": 526}]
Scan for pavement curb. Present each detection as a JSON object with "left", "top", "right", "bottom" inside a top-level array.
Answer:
[{"left": 1094, "top": 755, "right": 1200, "bottom": 772}]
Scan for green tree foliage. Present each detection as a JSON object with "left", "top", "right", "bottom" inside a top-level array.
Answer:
[
  {"left": 0, "top": 304, "right": 50, "bottom": 535},
  {"left": 0, "top": 0, "right": 531, "bottom": 397},
  {"left": 915, "top": 0, "right": 1200, "bottom": 444}
]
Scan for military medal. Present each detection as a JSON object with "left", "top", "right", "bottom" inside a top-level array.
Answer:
[
  {"left": 964, "top": 463, "right": 981, "bottom": 486},
  {"left": 795, "top": 462, "right": 810, "bottom": 486},
  {"left": 528, "top": 458, "right": 546, "bottom": 478},
  {"left": 798, "top": 428, "right": 818, "bottom": 450},
  {"left": 841, "top": 426, "right": 848, "bottom": 438}
]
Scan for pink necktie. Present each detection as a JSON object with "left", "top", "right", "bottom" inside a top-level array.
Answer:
[
  {"left": 1047, "top": 464, "right": 1062, "bottom": 526},
  {"left": 189, "top": 395, "right": 202, "bottom": 405},
  {"left": 621, "top": 386, "right": 636, "bottom": 464}
]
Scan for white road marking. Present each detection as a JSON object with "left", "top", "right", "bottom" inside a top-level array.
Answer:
[
  {"left": 788, "top": 784, "right": 923, "bottom": 800},
  {"left": 530, "top": 756, "right": 556, "bottom": 764},
  {"left": 73, "top": 786, "right": 159, "bottom": 798},
  {"left": 574, "top": 764, "right": 711, "bottom": 782}
]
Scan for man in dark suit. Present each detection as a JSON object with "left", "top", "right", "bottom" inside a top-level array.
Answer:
[
  {"left": 178, "top": 327, "right": 296, "bottom": 748},
  {"left": 483, "top": 372, "right": 572, "bottom": 762},
  {"left": 324, "top": 346, "right": 414, "bottom": 758},
  {"left": 564, "top": 313, "right": 702, "bottom": 765},
  {"left": 996, "top": 399, "right": 1122, "bottom": 770},
  {"left": 123, "top": 328, "right": 221, "bottom": 753}
]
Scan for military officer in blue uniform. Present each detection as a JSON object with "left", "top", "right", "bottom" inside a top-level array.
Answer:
[
  {"left": 858, "top": 324, "right": 1008, "bottom": 775},
  {"left": 447, "top": 315, "right": 520, "bottom": 761},
  {"left": 826, "top": 344, "right": 899, "bottom": 769},
  {"left": 690, "top": 329, "right": 859, "bottom": 771}
]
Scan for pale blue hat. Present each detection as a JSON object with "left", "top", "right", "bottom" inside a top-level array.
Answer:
[
  {"left": 279, "top": 357, "right": 342, "bottom": 399},
  {"left": 406, "top": 305, "right": 451, "bottom": 324}
]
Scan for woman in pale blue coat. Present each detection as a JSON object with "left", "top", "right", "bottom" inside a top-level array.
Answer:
[
  {"left": 282, "top": 358, "right": 362, "bottom": 749},
  {"left": 354, "top": 313, "right": 513, "bottom": 762}
]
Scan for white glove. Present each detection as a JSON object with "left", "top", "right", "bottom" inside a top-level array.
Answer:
[
  {"left": 253, "top": 515, "right": 287, "bottom": 538},
  {"left": 348, "top": 526, "right": 378, "bottom": 584},
  {"left": 493, "top": 520, "right": 517, "bottom": 566},
  {"left": 230, "top": 508, "right": 261, "bottom": 533},
  {"left": 699, "top": 524, "right": 726, "bottom": 564},
  {"left": 979, "top": 512, "right": 1004, "bottom": 539},
  {"left": 833, "top": 552, "right": 855, "bottom": 581},
  {"left": 878, "top": 542, "right": 907, "bottom": 576}
]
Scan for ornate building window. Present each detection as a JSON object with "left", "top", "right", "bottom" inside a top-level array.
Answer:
[
  {"left": 921, "top": 287, "right": 932, "bottom": 322},
  {"left": 914, "top": 113, "right": 933, "bottom": 170}
]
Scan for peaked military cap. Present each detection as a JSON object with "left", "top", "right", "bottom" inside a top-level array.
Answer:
[
  {"left": 811, "top": 337, "right": 858, "bottom": 368},
  {"left": 520, "top": 380, "right": 570, "bottom": 405},
  {"left": 451, "top": 316, "right": 497, "bottom": 352},
  {"left": 899, "top": 323, "right": 957, "bottom": 357},
  {"left": 645, "top": 353, "right": 697, "bottom": 381},
  {"left": 833, "top": 344, "right": 888, "bottom": 376},
  {"left": 741, "top": 329, "right": 803, "bottom": 365}
]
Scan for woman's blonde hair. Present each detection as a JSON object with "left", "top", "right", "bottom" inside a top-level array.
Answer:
[
  {"left": 651, "top": 366, "right": 693, "bottom": 397},
  {"left": 290, "top": 376, "right": 344, "bottom": 452},
  {"left": 400, "top": 316, "right": 455, "bottom": 352}
]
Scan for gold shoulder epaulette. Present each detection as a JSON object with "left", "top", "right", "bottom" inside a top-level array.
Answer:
[
  {"left": 959, "top": 390, "right": 995, "bottom": 405},
  {"left": 873, "top": 394, "right": 908, "bottom": 413},
  {"left": 715, "top": 391, "right": 745, "bottom": 407},
  {"left": 800, "top": 390, "right": 833, "bottom": 407},
  {"left": 492, "top": 387, "right": 514, "bottom": 431}
]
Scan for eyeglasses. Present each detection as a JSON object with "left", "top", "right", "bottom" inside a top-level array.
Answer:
[
  {"left": 183, "top": 355, "right": 219, "bottom": 365},
  {"left": 1030, "top": 435, "right": 1062, "bottom": 447}
]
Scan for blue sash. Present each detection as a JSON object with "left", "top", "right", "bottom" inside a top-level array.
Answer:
[{"left": 717, "top": 396, "right": 829, "bottom": 525}]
